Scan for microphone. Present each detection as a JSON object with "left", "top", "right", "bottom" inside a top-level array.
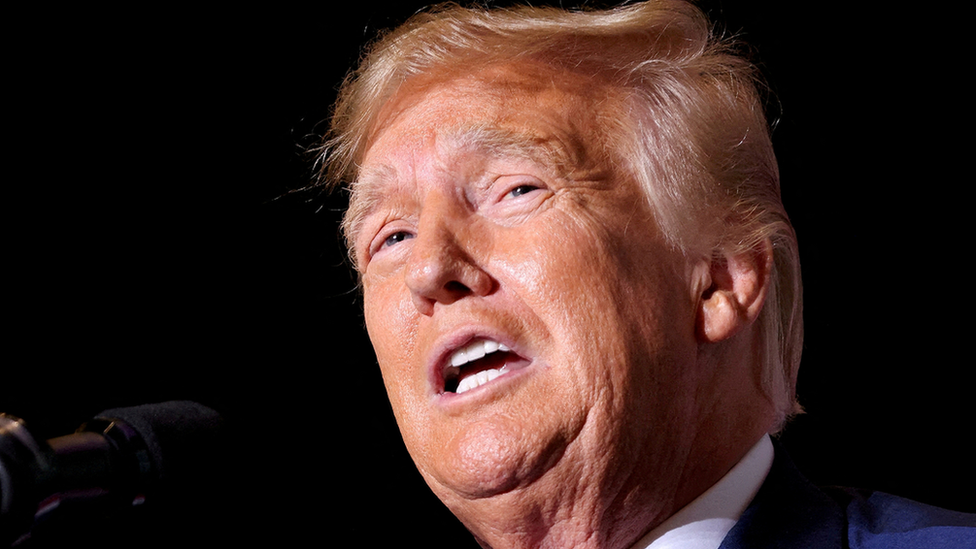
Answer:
[{"left": 0, "top": 401, "right": 223, "bottom": 546}]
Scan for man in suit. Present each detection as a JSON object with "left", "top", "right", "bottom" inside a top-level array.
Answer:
[{"left": 319, "top": 1, "right": 973, "bottom": 547}]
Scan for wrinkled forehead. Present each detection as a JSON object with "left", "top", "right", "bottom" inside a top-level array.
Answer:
[
  {"left": 358, "top": 62, "right": 611, "bottom": 171},
  {"left": 354, "top": 123, "right": 582, "bottom": 202}
]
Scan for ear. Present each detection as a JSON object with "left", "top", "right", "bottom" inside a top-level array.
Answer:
[{"left": 695, "top": 239, "right": 773, "bottom": 344}]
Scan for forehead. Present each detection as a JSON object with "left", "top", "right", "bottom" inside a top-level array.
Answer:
[{"left": 366, "top": 64, "right": 602, "bottom": 162}]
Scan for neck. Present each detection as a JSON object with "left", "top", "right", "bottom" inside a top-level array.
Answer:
[{"left": 449, "top": 423, "right": 770, "bottom": 549}]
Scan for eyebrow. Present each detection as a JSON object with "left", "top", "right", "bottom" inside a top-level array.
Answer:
[{"left": 448, "top": 125, "right": 576, "bottom": 169}]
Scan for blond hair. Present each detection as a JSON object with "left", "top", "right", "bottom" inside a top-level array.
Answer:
[{"left": 318, "top": 0, "right": 803, "bottom": 430}]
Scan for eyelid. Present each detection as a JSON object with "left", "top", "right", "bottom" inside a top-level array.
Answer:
[
  {"left": 381, "top": 230, "right": 414, "bottom": 249},
  {"left": 508, "top": 183, "right": 541, "bottom": 198},
  {"left": 494, "top": 174, "right": 547, "bottom": 202},
  {"left": 370, "top": 227, "right": 404, "bottom": 256},
  {"left": 359, "top": 216, "right": 411, "bottom": 266}
]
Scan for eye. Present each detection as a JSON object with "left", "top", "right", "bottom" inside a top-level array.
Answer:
[
  {"left": 506, "top": 183, "right": 541, "bottom": 199},
  {"left": 382, "top": 230, "right": 414, "bottom": 248}
]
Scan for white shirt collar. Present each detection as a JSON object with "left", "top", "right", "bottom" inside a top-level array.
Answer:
[{"left": 629, "top": 434, "right": 774, "bottom": 549}]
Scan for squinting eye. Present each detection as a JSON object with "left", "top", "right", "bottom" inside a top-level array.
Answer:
[
  {"left": 508, "top": 184, "right": 539, "bottom": 198},
  {"left": 383, "top": 231, "right": 414, "bottom": 248}
]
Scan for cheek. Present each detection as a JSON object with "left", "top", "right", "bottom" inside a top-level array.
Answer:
[
  {"left": 516, "top": 203, "right": 691, "bottom": 393},
  {"left": 497, "top": 208, "right": 609, "bottom": 297},
  {"left": 363, "top": 272, "right": 416, "bottom": 346},
  {"left": 363, "top": 279, "right": 422, "bottom": 402},
  {"left": 491, "top": 214, "right": 637, "bottom": 408},
  {"left": 506, "top": 210, "right": 633, "bottom": 335}
]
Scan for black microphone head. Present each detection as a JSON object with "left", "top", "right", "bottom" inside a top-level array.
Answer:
[
  {"left": 92, "top": 401, "right": 224, "bottom": 488},
  {"left": 2, "top": 402, "right": 226, "bottom": 547}
]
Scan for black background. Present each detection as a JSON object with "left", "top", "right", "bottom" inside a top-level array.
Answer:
[{"left": 5, "top": 1, "right": 972, "bottom": 546}]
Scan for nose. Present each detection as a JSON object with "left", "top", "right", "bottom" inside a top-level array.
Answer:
[{"left": 404, "top": 206, "right": 493, "bottom": 316}]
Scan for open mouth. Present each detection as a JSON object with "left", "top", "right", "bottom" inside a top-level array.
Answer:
[{"left": 443, "top": 338, "right": 526, "bottom": 394}]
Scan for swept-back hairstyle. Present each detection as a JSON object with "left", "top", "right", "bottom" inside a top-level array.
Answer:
[{"left": 319, "top": 0, "right": 803, "bottom": 430}]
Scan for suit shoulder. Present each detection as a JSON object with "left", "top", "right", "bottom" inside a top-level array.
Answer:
[{"left": 834, "top": 489, "right": 975, "bottom": 549}]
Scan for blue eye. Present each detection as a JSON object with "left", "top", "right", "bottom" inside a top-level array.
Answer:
[
  {"left": 508, "top": 184, "right": 539, "bottom": 198},
  {"left": 383, "top": 231, "right": 414, "bottom": 248}
]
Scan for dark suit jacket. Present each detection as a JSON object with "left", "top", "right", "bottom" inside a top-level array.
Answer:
[{"left": 717, "top": 444, "right": 974, "bottom": 549}]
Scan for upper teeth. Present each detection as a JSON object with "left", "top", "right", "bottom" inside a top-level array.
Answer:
[{"left": 450, "top": 339, "right": 510, "bottom": 367}]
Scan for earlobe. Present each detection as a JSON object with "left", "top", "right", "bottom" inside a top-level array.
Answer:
[{"left": 696, "top": 240, "right": 773, "bottom": 344}]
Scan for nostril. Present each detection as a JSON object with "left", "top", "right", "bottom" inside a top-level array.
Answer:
[{"left": 444, "top": 281, "right": 471, "bottom": 294}]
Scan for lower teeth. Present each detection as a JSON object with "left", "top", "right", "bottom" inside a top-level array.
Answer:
[{"left": 455, "top": 365, "right": 507, "bottom": 394}]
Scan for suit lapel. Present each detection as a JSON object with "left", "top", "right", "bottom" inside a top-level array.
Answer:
[{"left": 718, "top": 443, "right": 847, "bottom": 549}]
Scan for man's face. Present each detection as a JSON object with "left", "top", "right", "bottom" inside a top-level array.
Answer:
[{"left": 353, "top": 64, "right": 706, "bottom": 524}]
